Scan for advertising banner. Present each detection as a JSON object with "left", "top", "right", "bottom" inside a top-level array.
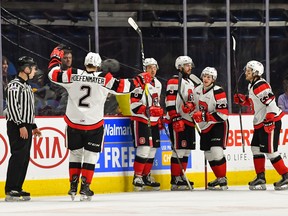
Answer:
[{"left": 0, "top": 115, "right": 288, "bottom": 181}]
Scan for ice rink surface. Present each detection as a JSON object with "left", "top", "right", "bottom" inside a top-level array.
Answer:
[{"left": 1, "top": 186, "right": 287, "bottom": 216}]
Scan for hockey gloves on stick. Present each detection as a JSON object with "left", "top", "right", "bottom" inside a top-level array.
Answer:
[
  {"left": 192, "top": 111, "right": 214, "bottom": 123},
  {"left": 172, "top": 115, "right": 185, "bottom": 132},
  {"left": 193, "top": 111, "right": 206, "bottom": 123},
  {"left": 134, "top": 72, "right": 152, "bottom": 89},
  {"left": 263, "top": 113, "right": 275, "bottom": 133},
  {"left": 149, "top": 106, "right": 164, "bottom": 117},
  {"left": 181, "top": 102, "right": 195, "bottom": 114},
  {"left": 233, "top": 93, "right": 250, "bottom": 106}
]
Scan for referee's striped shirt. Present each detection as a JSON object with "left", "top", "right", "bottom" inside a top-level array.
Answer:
[{"left": 5, "top": 77, "right": 36, "bottom": 128}]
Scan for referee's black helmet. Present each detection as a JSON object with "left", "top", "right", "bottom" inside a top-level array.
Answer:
[{"left": 17, "top": 56, "right": 37, "bottom": 72}]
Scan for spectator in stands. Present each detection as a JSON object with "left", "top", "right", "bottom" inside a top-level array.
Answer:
[
  {"left": 278, "top": 75, "right": 288, "bottom": 113},
  {"left": 2, "top": 56, "right": 10, "bottom": 107},
  {"left": 29, "top": 69, "right": 58, "bottom": 115},
  {"left": 2, "top": 56, "right": 9, "bottom": 90}
]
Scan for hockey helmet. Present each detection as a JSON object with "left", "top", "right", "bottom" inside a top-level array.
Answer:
[
  {"left": 17, "top": 56, "right": 37, "bottom": 72},
  {"left": 175, "top": 56, "right": 195, "bottom": 70},
  {"left": 84, "top": 52, "right": 102, "bottom": 67},
  {"left": 144, "top": 58, "right": 159, "bottom": 70},
  {"left": 201, "top": 67, "right": 217, "bottom": 80},
  {"left": 245, "top": 60, "right": 264, "bottom": 76}
]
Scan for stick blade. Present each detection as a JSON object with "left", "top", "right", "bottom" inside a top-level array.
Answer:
[
  {"left": 189, "top": 74, "right": 202, "bottom": 86},
  {"left": 128, "top": 17, "right": 138, "bottom": 30},
  {"left": 232, "top": 35, "right": 236, "bottom": 51}
]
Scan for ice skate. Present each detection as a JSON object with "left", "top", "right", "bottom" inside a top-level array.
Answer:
[
  {"left": 208, "top": 177, "right": 228, "bottom": 190},
  {"left": 68, "top": 175, "right": 79, "bottom": 201},
  {"left": 142, "top": 173, "right": 160, "bottom": 191},
  {"left": 79, "top": 177, "right": 94, "bottom": 201},
  {"left": 248, "top": 172, "right": 266, "bottom": 190},
  {"left": 19, "top": 190, "right": 31, "bottom": 201},
  {"left": 274, "top": 173, "right": 288, "bottom": 190},
  {"left": 5, "top": 190, "right": 31, "bottom": 202},
  {"left": 133, "top": 175, "right": 145, "bottom": 191},
  {"left": 181, "top": 175, "right": 194, "bottom": 190},
  {"left": 171, "top": 176, "right": 190, "bottom": 191}
]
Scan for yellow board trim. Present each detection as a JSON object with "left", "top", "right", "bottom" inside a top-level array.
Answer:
[{"left": 0, "top": 169, "right": 281, "bottom": 198}]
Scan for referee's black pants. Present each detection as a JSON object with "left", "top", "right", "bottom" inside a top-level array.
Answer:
[{"left": 5, "top": 121, "right": 33, "bottom": 193}]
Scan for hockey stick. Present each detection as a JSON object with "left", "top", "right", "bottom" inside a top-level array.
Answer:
[
  {"left": 178, "top": 69, "right": 207, "bottom": 189},
  {"left": 128, "top": 17, "right": 153, "bottom": 147},
  {"left": 160, "top": 118, "right": 193, "bottom": 191},
  {"left": 128, "top": 17, "right": 145, "bottom": 71},
  {"left": 177, "top": 70, "right": 201, "bottom": 134},
  {"left": 232, "top": 35, "right": 245, "bottom": 153},
  {"left": 204, "top": 156, "right": 208, "bottom": 190},
  {"left": 189, "top": 74, "right": 202, "bottom": 86},
  {"left": 176, "top": 69, "right": 199, "bottom": 190}
]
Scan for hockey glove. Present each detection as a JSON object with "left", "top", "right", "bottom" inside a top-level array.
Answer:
[
  {"left": 193, "top": 111, "right": 206, "bottom": 123},
  {"left": 263, "top": 113, "right": 275, "bottom": 133},
  {"left": 172, "top": 115, "right": 185, "bottom": 132},
  {"left": 134, "top": 72, "right": 152, "bottom": 89},
  {"left": 149, "top": 106, "right": 164, "bottom": 117},
  {"left": 157, "top": 118, "right": 165, "bottom": 130},
  {"left": 50, "top": 44, "right": 66, "bottom": 59},
  {"left": 181, "top": 102, "right": 196, "bottom": 114},
  {"left": 233, "top": 93, "right": 250, "bottom": 106}
]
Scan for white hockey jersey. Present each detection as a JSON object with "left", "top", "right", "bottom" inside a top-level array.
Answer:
[
  {"left": 193, "top": 84, "right": 228, "bottom": 132},
  {"left": 48, "top": 65, "right": 140, "bottom": 130},
  {"left": 130, "top": 77, "right": 162, "bottom": 125},
  {"left": 165, "top": 75, "right": 195, "bottom": 125},
  {"left": 247, "top": 78, "right": 284, "bottom": 128}
]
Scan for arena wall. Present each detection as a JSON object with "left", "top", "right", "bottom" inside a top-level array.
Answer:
[{"left": 0, "top": 115, "right": 288, "bottom": 197}]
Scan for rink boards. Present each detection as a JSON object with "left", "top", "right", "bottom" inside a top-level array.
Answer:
[{"left": 0, "top": 115, "right": 288, "bottom": 197}]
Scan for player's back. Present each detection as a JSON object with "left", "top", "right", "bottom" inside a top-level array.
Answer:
[{"left": 64, "top": 70, "right": 109, "bottom": 128}]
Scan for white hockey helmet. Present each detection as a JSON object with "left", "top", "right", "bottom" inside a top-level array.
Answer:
[
  {"left": 84, "top": 52, "right": 102, "bottom": 67},
  {"left": 201, "top": 67, "right": 217, "bottom": 80},
  {"left": 175, "top": 56, "right": 195, "bottom": 69},
  {"left": 245, "top": 60, "right": 264, "bottom": 76},
  {"left": 144, "top": 58, "right": 159, "bottom": 69}
]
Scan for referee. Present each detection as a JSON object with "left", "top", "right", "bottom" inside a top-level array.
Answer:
[{"left": 4, "top": 56, "right": 42, "bottom": 202}]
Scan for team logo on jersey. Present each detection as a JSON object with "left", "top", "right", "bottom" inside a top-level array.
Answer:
[
  {"left": 188, "top": 89, "right": 194, "bottom": 102},
  {"left": 152, "top": 93, "right": 159, "bottom": 105},
  {"left": 139, "top": 137, "right": 146, "bottom": 144},
  {"left": 181, "top": 140, "right": 187, "bottom": 147}
]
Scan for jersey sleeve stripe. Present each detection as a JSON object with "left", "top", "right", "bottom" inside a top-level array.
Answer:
[
  {"left": 166, "top": 94, "right": 176, "bottom": 101},
  {"left": 51, "top": 68, "right": 62, "bottom": 82},
  {"left": 167, "top": 77, "right": 178, "bottom": 85},
  {"left": 116, "top": 79, "right": 125, "bottom": 93},
  {"left": 253, "top": 81, "right": 270, "bottom": 95},
  {"left": 103, "top": 72, "right": 113, "bottom": 86},
  {"left": 214, "top": 91, "right": 226, "bottom": 100}
]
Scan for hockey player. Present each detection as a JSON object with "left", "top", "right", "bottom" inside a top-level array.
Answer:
[
  {"left": 234, "top": 60, "right": 288, "bottom": 190},
  {"left": 130, "top": 58, "right": 163, "bottom": 191},
  {"left": 48, "top": 45, "right": 151, "bottom": 200},
  {"left": 192, "top": 67, "right": 229, "bottom": 190},
  {"left": 165, "top": 56, "right": 197, "bottom": 190}
]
